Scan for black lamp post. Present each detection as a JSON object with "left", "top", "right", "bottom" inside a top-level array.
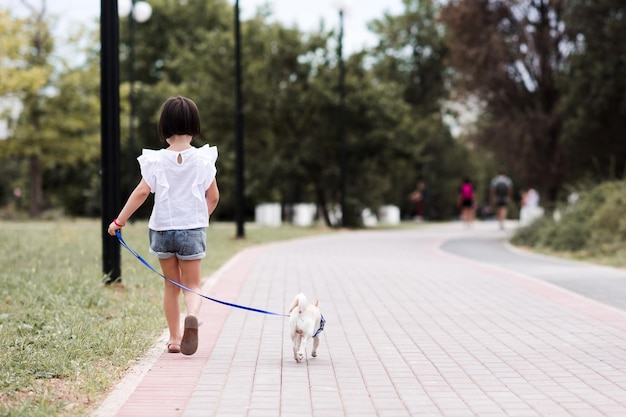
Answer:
[
  {"left": 234, "top": 0, "right": 245, "bottom": 238},
  {"left": 338, "top": 8, "right": 346, "bottom": 228},
  {"left": 101, "top": 0, "right": 121, "bottom": 284},
  {"left": 126, "top": 1, "right": 152, "bottom": 196}
]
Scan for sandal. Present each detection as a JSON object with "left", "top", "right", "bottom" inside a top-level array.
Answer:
[
  {"left": 181, "top": 315, "right": 199, "bottom": 356},
  {"left": 167, "top": 341, "right": 181, "bottom": 353}
]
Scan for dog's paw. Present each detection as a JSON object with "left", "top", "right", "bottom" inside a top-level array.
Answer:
[
  {"left": 312, "top": 351, "right": 317, "bottom": 358},
  {"left": 296, "top": 352, "right": 304, "bottom": 363}
]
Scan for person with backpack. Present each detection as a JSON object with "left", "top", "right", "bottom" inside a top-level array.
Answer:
[
  {"left": 491, "top": 169, "right": 513, "bottom": 229},
  {"left": 458, "top": 178, "right": 475, "bottom": 228}
]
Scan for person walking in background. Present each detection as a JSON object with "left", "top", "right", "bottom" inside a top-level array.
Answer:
[
  {"left": 491, "top": 169, "right": 513, "bottom": 229},
  {"left": 408, "top": 181, "right": 427, "bottom": 221},
  {"left": 520, "top": 187, "right": 544, "bottom": 226},
  {"left": 108, "top": 96, "right": 219, "bottom": 356},
  {"left": 458, "top": 178, "right": 475, "bottom": 228}
]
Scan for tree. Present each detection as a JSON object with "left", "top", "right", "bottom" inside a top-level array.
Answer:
[
  {"left": 123, "top": 0, "right": 416, "bottom": 226},
  {"left": 39, "top": 31, "right": 101, "bottom": 216},
  {"left": 368, "top": 0, "right": 474, "bottom": 219},
  {"left": 113, "top": 0, "right": 492, "bottom": 225},
  {"left": 231, "top": 19, "right": 339, "bottom": 224},
  {"left": 0, "top": 3, "right": 103, "bottom": 217},
  {"left": 0, "top": 9, "right": 48, "bottom": 97},
  {"left": 559, "top": 0, "right": 626, "bottom": 181},
  {"left": 441, "top": 0, "right": 568, "bottom": 202},
  {"left": 0, "top": 7, "right": 49, "bottom": 214},
  {"left": 0, "top": 2, "right": 54, "bottom": 217},
  {"left": 233, "top": 14, "right": 417, "bottom": 227}
]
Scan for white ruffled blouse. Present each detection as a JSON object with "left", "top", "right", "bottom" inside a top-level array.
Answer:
[{"left": 138, "top": 144, "right": 218, "bottom": 231}]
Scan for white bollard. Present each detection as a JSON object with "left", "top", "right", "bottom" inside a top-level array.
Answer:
[
  {"left": 361, "top": 208, "right": 378, "bottom": 227},
  {"left": 292, "top": 203, "right": 317, "bottom": 227},
  {"left": 255, "top": 203, "right": 282, "bottom": 227},
  {"left": 378, "top": 205, "right": 400, "bottom": 225}
]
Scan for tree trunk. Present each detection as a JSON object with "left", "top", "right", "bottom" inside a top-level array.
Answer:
[
  {"left": 28, "top": 155, "right": 43, "bottom": 218},
  {"left": 315, "top": 185, "right": 333, "bottom": 227}
]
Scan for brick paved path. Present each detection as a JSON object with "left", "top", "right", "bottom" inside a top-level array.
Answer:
[{"left": 95, "top": 223, "right": 626, "bottom": 417}]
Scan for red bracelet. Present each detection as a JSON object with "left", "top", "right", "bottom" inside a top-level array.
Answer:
[{"left": 113, "top": 218, "right": 125, "bottom": 227}]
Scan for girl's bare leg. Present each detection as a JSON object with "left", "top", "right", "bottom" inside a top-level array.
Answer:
[
  {"left": 179, "top": 259, "right": 203, "bottom": 316},
  {"left": 177, "top": 259, "right": 202, "bottom": 355},
  {"left": 159, "top": 257, "right": 183, "bottom": 345}
]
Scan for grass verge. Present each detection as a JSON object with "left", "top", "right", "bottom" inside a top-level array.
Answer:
[{"left": 0, "top": 220, "right": 332, "bottom": 417}]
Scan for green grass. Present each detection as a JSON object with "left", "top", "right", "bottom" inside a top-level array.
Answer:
[{"left": 0, "top": 220, "right": 332, "bottom": 417}]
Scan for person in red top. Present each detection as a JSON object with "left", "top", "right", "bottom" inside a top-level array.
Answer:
[{"left": 458, "top": 178, "right": 475, "bottom": 228}]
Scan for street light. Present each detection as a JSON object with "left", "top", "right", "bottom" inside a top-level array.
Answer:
[
  {"left": 119, "top": 1, "right": 152, "bottom": 196},
  {"left": 100, "top": 1, "right": 151, "bottom": 285},
  {"left": 234, "top": 0, "right": 245, "bottom": 238},
  {"left": 101, "top": 0, "right": 121, "bottom": 284},
  {"left": 336, "top": 4, "right": 347, "bottom": 228}
]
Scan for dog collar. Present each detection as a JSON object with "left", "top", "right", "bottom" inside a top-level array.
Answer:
[{"left": 313, "top": 314, "right": 326, "bottom": 338}]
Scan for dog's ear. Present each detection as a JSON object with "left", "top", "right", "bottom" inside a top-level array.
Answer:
[{"left": 315, "top": 300, "right": 319, "bottom": 307}]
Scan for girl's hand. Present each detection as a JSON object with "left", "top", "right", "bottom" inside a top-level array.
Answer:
[{"left": 107, "top": 218, "right": 125, "bottom": 236}]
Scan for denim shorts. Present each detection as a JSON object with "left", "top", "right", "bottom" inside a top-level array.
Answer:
[{"left": 149, "top": 228, "right": 206, "bottom": 260}]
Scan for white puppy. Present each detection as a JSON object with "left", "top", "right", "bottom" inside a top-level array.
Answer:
[{"left": 288, "top": 293, "right": 324, "bottom": 363}]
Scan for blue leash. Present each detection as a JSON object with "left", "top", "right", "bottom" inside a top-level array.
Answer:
[{"left": 116, "top": 231, "right": 288, "bottom": 317}]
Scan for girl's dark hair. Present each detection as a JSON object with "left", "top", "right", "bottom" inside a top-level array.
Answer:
[{"left": 157, "top": 96, "right": 201, "bottom": 141}]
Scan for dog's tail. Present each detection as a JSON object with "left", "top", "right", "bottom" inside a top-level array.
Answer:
[{"left": 289, "top": 292, "right": 308, "bottom": 313}]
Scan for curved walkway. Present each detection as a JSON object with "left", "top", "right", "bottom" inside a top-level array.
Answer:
[
  {"left": 441, "top": 229, "right": 626, "bottom": 311},
  {"left": 94, "top": 222, "right": 626, "bottom": 417}
]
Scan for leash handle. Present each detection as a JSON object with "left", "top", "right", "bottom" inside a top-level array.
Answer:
[{"left": 115, "top": 231, "right": 288, "bottom": 317}]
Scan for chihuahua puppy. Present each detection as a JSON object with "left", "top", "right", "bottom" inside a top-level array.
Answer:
[{"left": 288, "top": 293, "right": 324, "bottom": 363}]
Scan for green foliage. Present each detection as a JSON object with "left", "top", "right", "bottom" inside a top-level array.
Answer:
[
  {"left": 0, "top": 9, "right": 49, "bottom": 96},
  {"left": 368, "top": 0, "right": 477, "bottom": 220},
  {"left": 559, "top": 0, "right": 626, "bottom": 181},
  {"left": 512, "top": 180, "right": 626, "bottom": 261},
  {"left": 511, "top": 216, "right": 548, "bottom": 247},
  {"left": 120, "top": 0, "right": 462, "bottom": 225},
  {"left": 369, "top": 0, "right": 447, "bottom": 114},
  {"left": 40, "top": 52, "right": 101, "bottom": 216},
  {"left": 0, "top": 0, "right": 494, "bottom": 224},
  {"left": 439, "top": 1, "right": 626, "bottom": 204},
  {"left": 0, "top": 6, "right": 100, "bottom": 218},
  {"left": 440, "top": 0, "right": 568, "bottom": 202}
]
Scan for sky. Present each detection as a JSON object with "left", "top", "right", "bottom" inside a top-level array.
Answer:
[{"left": 1, "top": 0, "right": 406, "bottom": 54}]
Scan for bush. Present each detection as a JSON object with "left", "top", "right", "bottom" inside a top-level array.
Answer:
[
  {"left": 512, "top": 180, "right": 626, "bottom": 257},
  {"left": 511, "top": 216, "right": 550, "bottom": 247}
]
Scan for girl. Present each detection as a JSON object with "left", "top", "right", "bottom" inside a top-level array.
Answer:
[{"left": 108, "top": 96, "right": 219, "bottom": 355}]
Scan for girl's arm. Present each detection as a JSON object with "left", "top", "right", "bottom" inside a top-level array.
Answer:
[
  {"left": 206, "top": 179, "right": 219, "bottom": 215},
  {"left": 107, "top": 179, "right": 152, "bottom": 235}
]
